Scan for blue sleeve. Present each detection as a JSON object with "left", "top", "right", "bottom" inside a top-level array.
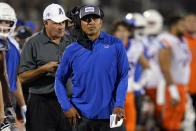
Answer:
[
  {"left": 115, "top": 40, "right": 130, "bottom": 108},
  {"left": 55, "top": 48, "right": 73, "bottom": 112},
  {"left": 6, "top": 44, "right": 20, "bottom": 92}
]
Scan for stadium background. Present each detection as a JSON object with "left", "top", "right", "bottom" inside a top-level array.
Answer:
[
  {"left": 0, "top": 0, "right": 195, "bottom": 130},
  {"left": 1, "top": 0, "right": 196, "bottom": 32}
]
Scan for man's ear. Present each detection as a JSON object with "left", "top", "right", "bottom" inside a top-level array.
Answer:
[
  {"left": 43, "top": 20, "right": 48, "bottom": 26},
  {"left": 100, "top": 19, "right": 103, "bottom": 24},
  {"left": 100, "top": 19, "right": 103, "bottom": 25},
  {"left": 100, "top": 19, "right": 103, "bottom": 27}
]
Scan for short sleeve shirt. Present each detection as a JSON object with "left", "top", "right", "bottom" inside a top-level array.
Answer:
[{"left": 19, "top": 29, "right": 72, "bottom": 94}]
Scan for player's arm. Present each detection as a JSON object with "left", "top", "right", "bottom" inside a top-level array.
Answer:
[
  {"left": 138, "top": 55, "right": 150, "bottom": 69},
  {"left": 136, "top": 54, "right": 151, "bottom": 87},
  {"left": 0, "top": 83, "right": 5, "bottom": 124},
  {"left": 159, "top": 48, "right": 173, "bottom": 85},
  {"left": 13, "top": 76, "right": 25, "bottom": 107},
  {"left": 12, "top": 76, "right": 27, "bottom": 123},
  {"left": 159, "top": 48, "right": 180, "bottom": 106},
  {"left": 0, "top": 51, "right": 11, "bottom": 105}
]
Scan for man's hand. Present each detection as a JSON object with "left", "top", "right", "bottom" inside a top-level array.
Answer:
[
  {"left": 64, "top": 107, "right": 81, "bottom": 127},
  {"left": 112, "top": 106, "right": 125, "bottom": 124},
  {"left": 41, "top": 62, "right": 59, "bottom": 73},
  {"left": 170, "top": 98, "right": 180, "bottom": 106}
]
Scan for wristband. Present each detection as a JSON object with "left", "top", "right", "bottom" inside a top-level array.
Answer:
[{"left": 168, "top": 85, "right": 180, "bottom": 101}]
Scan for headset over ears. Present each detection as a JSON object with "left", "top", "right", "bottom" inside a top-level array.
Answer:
[
  {"left": 99, "top": 8, "right": 104, "bottom": 19},
  {"left": 67, "top": 6, "right": 81, "bottom": 28},
  {"left": 66, "top": 5, "right": 104, "bottom": 34},
  {"left": 67, "top": 6, "right": 104, "bottom": 21},
  {"left": 66, "top": 6, "right": 104, "bottom": 50}
]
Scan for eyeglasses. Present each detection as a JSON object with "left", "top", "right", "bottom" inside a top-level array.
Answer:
[{"left": 81, "top": 15, "right": 100, "bottom": 23}]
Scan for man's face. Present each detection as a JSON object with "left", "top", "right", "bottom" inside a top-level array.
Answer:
[
  {"left": 114, "top": 25, "right": 130, "bottom": 43},
  {"left": 44, "top": 20, "right": 65, "bottom": 39},
  {"left": 184, "top": 15, "right": 196, "bottom": 34},
  {"left": 0, "top": 20, "right": 12, "bottom": 33},
  {"left": 81, "top": 15, "right": 102, "bottom": 36}
]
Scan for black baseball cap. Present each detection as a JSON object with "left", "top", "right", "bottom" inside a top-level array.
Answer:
[
  {"left": 16, "top": 26, "right": 32, "bottom": 39},
  {"left": 79, "top": 6, "right": 102, "bottom": 19}
]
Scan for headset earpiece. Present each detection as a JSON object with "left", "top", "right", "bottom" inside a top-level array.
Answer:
[{"left": 100, "top": 8, "right": 104, "bottom": 19}]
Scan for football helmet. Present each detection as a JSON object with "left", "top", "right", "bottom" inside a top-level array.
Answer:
[
  {"left": 0, "top": 2, "right": 17, "bottom": 38},
  {"left": 124, "top": 13, "right": 135, "bottom": 26},
  {"left": 124, "top": 12, "right": 147, "bottom": 40},
  {"left": 143, "top": 9, "right": 163, "bottom": 35}
]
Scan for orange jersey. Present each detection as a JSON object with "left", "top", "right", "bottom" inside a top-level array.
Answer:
[{"left": 185, "top": 34, "right": 196, "bottom": 94}]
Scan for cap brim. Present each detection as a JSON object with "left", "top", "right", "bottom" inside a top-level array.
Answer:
[
  {"left": 80, "top": 13, "right": 101, "bottom": 19},
  {"left": 51, "top": 16, "right": 70, "bottom": 23}
]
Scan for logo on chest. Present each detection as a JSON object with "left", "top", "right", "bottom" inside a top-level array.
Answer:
[{"left": 104, "top": 44, "right": 110, "bottom": 48}]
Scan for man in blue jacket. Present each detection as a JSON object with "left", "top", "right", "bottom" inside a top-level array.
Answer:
[{"left": 55, "top": 5, "right": 129, "bottom": 131}]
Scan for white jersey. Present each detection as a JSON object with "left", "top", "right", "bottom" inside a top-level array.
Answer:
[
  {"left": 126, "top": 38, "right": 144, "bottom": 92},
  {"left": 142, "top": 36, "right": 165, "bottom": 88},
  {"left": 8, "top": 36, "right": 20, "bottom": 52},
  {"left": 157, "top": 32, "right": 191, "bottom": 85}
]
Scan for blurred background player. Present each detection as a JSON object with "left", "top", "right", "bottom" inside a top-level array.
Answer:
[
  {"left": 0, "top": 2, "right": 19, "bottom": 130},
  {"left": 15, "top": 26, "right": 33, "bottom": 51},
  {"left": 112, "top": 12, "right": 150, "bottom": 131},
  {"left": 141, "top": 9, "right": 166, "bottom": 130},
  {"left": 184, "top": 13, "right": 196, "bottom": 131},
  {"left": 158, "top": 16, "right": 191, "bottom": 131},
  {"left": 124, "top": 12, "right": 152, "bottom": 131},
  {"left": 112, "top": 19, "right": 136, "bottom": 131},
  {"left": 0, "top": 2, "right": 27, "bottom": 131},
  {"left": 7, "top": 26, "right": 29, "bottom": 131}
]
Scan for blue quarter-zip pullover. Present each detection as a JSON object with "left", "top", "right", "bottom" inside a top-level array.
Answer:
[{"left": 55, "top": 31, "right": 130, "bottom": 119}]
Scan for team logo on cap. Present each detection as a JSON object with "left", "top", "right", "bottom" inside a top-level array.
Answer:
[
  {"left": 85, "top": 7, "right": 95, "bottom": 12},
  {"left": 46, "top": 12, "right": 50, "bottom": 17},
  {"left": 59, "top": 8, "right": 63, "bottom": 15}
]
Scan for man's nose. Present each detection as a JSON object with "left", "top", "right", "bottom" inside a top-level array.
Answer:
[
  {"left": 58, "top": 23, "right": 65, "bottom": 29},
  {"left": 87, "top": 18, "right": 95, "bottom": 23}
]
